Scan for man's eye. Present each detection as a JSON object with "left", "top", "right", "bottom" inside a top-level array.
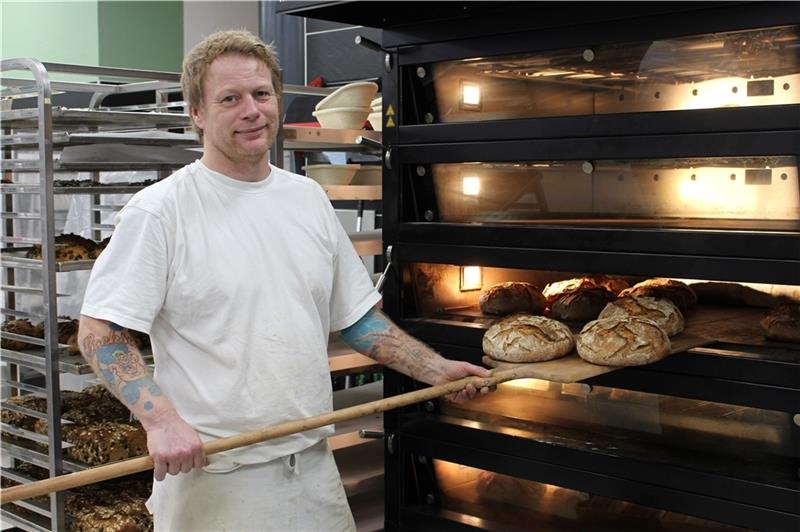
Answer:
[
  {"left": 255, "top": 91, "right": 272, "bottom": 100},
  {"left": 219, "top": 95, "right": 237, "bottom": 105}
]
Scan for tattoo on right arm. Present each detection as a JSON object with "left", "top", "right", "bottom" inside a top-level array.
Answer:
[{"left": 80, "top": 323, "right": 163, "bottom": 412}]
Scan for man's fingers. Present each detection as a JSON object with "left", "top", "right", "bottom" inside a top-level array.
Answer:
[
  {"left": 194, "top": 447, "right": 207, "bottom": 470},
  {"left": 153, "top": 457, "right": 167, "bottom": 482}
]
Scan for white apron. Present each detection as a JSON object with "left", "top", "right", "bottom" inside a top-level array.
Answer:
[{"left": 146, "top": 440, "right": 355, "bottom": 532}]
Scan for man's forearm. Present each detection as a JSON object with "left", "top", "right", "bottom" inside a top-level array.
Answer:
[
  {"left": 340, "top": 308, "right": 447, "bottom": 384},
  {"left": 78, "top": 316, "right": 171, "bottom": 427}
]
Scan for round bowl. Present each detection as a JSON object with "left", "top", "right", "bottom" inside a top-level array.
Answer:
[
  {"left": 303, "top": 164, "right": 360, "bottom": 185},
  {"left": 312, "top": 107, "right": 370, "bottom": 130},
  {"left": 367, "top": 111, "right": 382, "bottom": 132},
  {"left": 351, "top": 165, "right": 382, "bottom": 185},
  {"left": 315, "top": 82, "right": 379, "bottom": 111}
]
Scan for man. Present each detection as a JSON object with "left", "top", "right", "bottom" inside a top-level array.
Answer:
[{"left": 78, "top": 29, "right": 491, "bottom": 531}]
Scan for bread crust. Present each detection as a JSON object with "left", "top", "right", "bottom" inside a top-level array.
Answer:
[
  {"left": 479, "top": 281, "right": 546, "bottom": 316},
  {"left": 619, "top": 279, "right": 697, "bottom": 314},
  {"left": 543, "top": 277, "right": 623, "bottom": 321},
  {"left": 577, "top": 317, "right": 671, "bottom": 367},
  {"left": 599, "top": 296, "right": 684, "bottom": 336},
  {"left": 760, "top": 304, "right": 800, "bottom": 343},
  {"left": 482, "top": 314, "right": 575, "bottom": 362}
]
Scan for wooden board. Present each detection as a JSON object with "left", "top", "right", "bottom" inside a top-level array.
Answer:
[{"left": 482, "top": 332, "right": 714, "bottom": 383}]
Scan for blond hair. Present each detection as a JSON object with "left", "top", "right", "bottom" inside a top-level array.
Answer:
[{"left": 182, "top": 30, "right": 282, "bottom": 139}]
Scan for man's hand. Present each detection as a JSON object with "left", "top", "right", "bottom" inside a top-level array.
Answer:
[
  {"left": 141, "top": 410, "right": 207, "bottom": 481},
  {"left": 430, "top": 359, "right": 494, "bottom": 403}
]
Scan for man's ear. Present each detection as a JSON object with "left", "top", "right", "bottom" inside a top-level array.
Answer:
[{"left": 190, "top": 106, "right": 204, "bottom": 130}]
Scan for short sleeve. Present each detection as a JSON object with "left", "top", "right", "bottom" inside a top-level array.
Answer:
[
  {"left": 326, "top": 204, "right": 382, "bottom": 332},
  {"left": 80, "top": 205, "right": 169, "bottom": 334}
]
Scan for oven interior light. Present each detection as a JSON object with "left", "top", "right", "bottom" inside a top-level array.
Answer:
[
  {"left": 462, "top": 176, "right": 481, "bottom": 196},
  {"left": 460, "top": 266, "right": 483, "bottom": 291},
  {"left": 461, "top": 83, "right": 481, "bottom": 108}
]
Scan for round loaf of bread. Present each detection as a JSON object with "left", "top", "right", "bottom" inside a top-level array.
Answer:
[
  {"left": 549, "top": 289, "right": 616, "bottom": 321},
  {"left": 479, "top": 281, "right": 546, "bottom": 316},
  {"left": 577, "top": 317, "right": 670, "bottom": 367},
  {"left": 760, "top": 304, "right": 800, "bottom": 343},
  {"left": 618, "top": 278, "right": 697, "bottom": 314},
  {"left": 598, "top": 296, "right": 684, "bottom": 336},
  {"left": 482, "top": 314, "right": 575, "bottom": 362}
]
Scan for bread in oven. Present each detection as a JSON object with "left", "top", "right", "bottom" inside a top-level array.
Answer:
[
  {"left": 577, "top": 316, "right": 671, "bottom": 367},
  {"left": 619, "top": 278, "right": 697, "bottom": 314},
  {"left": 543, "top": 278, "right": 618, "bottom": 321},
  {"left": 598, "top": 296, "right": 684, "bottom": 337},
  {"left": 760, "top": 304, "right": 800, "bottom": 343},
  {"left": 482, "top": 313, "right": 575, "bottom": 362},
  {"left": 479, "top": 281, "right": 546, "bottom": 316}
]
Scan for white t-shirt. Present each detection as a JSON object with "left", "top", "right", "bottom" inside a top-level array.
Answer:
[{"left": 81, "top": 160, "right": 381, "bottom": 464}]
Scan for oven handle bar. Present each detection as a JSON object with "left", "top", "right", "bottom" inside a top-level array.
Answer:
[{"left": 0, "top": 364, "right": 541, "bottom": 504}]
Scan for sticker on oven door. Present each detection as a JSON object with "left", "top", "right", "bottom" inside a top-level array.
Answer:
[{"left": 385, "top": 104, "right": 395, "bottom": 128}]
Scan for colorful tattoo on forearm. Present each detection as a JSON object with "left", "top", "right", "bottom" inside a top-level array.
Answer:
[
  {"left": 80, "top": 324, "right": 162, "bottom": 411},
  {"left": 341, "top": 308, "right": 434, "bottom": 380}
]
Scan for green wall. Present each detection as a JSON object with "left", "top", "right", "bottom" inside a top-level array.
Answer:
[
  {"left": 1, "top": 0, "right": 182, "bottom": 79},
  {"left": 98, "top": 1, "right": 182, "bottom": 72},
  {"left": 1, "top": 1, "right": 100, "bottom": 77}
]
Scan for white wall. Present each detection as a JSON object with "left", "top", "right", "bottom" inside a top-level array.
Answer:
[{"left": 183, "top": 1, "right": 261, "bottom": 53}]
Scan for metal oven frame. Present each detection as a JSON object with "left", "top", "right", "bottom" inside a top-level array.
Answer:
[{"left": 280, "top": 2, "right": 800, "bottom": 530}]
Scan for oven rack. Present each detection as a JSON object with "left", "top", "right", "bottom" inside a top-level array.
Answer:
[
  {"left": 1, "top": 130, "right": 199, "bottom": 149},
  {"left": 1, "top": 183, "right": 157, "bottom": 195}
]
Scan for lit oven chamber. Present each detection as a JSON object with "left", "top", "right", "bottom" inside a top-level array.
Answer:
[{"left": 422, "top": 25, "right": 799, "bottom": 123}]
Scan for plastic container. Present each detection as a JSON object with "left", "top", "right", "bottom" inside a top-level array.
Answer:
[
  {"left": 315, "top": 82, "right": 379, "bottom": 111},
  {"left": 303, "top": 164, "right": 361, "bottom": 185},
  {"left": 312, "top": 107, "right": 370, "bottom": 130}
]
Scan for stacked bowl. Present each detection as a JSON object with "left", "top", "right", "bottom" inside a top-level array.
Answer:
[
  {"left": 312, "top": 81, "right": 378, "bottom": 130},
  {"left": 368, "top": 96, "right": 382, "bottom": 131}
]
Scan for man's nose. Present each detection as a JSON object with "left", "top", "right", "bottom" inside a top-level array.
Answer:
[{"left": 240, "top": 94, "right": 260, "bottom": 119}]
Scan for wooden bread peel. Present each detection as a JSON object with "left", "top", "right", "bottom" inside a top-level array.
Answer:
[
  {"left": 1, "top": 365, "right": 545, "bottom": 504},
  {"left": 1, "top": 333, "right": 712, "bottom": 504}
]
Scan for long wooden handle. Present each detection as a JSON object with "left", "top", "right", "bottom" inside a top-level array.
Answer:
[{"left": 1, "top": 365, "right": 537, "bottom": 504}]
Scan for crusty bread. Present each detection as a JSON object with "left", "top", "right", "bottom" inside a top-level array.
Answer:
[
  {"left": 760, "top": 304, "right": 800, "bottom": 343},
  {"left": 26, "top": 233, "right": 98, "bottom": 262},
  {"left": 599, "top": 296, "right": 684, "bottom": 336},
  {"left": 479, "top": 281, "right": 546, "bottom": 316},
  {"left": 577, "top": 317, "right": 671, "bottom": 367},
  {"left": 1, "top": 318, "right": 44, "bottom": 350},
  {"left": 483, "top": 313, "right": 575, "bottom": 362},
  {"left": 619, "top": 279, "right": 697, "bottom": 314},
  {"left": 550, "top": 290, "right": 617, "bottom": 321},
  {"left": 543, "top": 277, "right": 622, "bottom": 321}
]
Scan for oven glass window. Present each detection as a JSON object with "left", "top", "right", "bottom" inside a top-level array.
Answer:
[
  {"left": 419, "top": 25, "right": 799, "bottom": 123},
  {"left": 426, "top": 156, "right": 799, "bottom": 232},
  {"left": 432, "top": 460, "right": 750, "bottom": 531}
]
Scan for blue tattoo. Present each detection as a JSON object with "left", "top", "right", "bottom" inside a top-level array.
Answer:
[
  {"left": 341, "top": 308, "right": 390, "bottom": 351},
  {"left": 144, "top": 401, "right": 153, "bottom": 411}
]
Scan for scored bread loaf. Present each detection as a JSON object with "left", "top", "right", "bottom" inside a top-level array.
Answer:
[
  {"left": 598, "top": 296, "right": 684, "bottom": 337},
  {"left": 577, "top": 317, "right": 671, "bottom": 367},
  {"left": 619, "top": 278, "right": 697, "bottom": 314},
  {"left": 760, "top": 304, "right": 800, "bottom": 343},
  {"left": 483, "top": 314, "right": 575, "bottom": 362},
  {"left": 543, "top": 277, "right": 625, "bottom": 321},
  {"left": 479, "top": 281, "right": 546, "bottom": 316}
]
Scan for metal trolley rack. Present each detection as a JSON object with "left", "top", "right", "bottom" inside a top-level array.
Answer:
[
  {"left": 2, "top": 59, "right": 386, "bottom": 530},
  {"left": 1, "top": 58, "right": 192, "bottom": 531}
]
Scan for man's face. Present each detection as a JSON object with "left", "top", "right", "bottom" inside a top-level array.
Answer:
[{"left": 191, "top": 54, "right": 279, "bottom": 167}]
